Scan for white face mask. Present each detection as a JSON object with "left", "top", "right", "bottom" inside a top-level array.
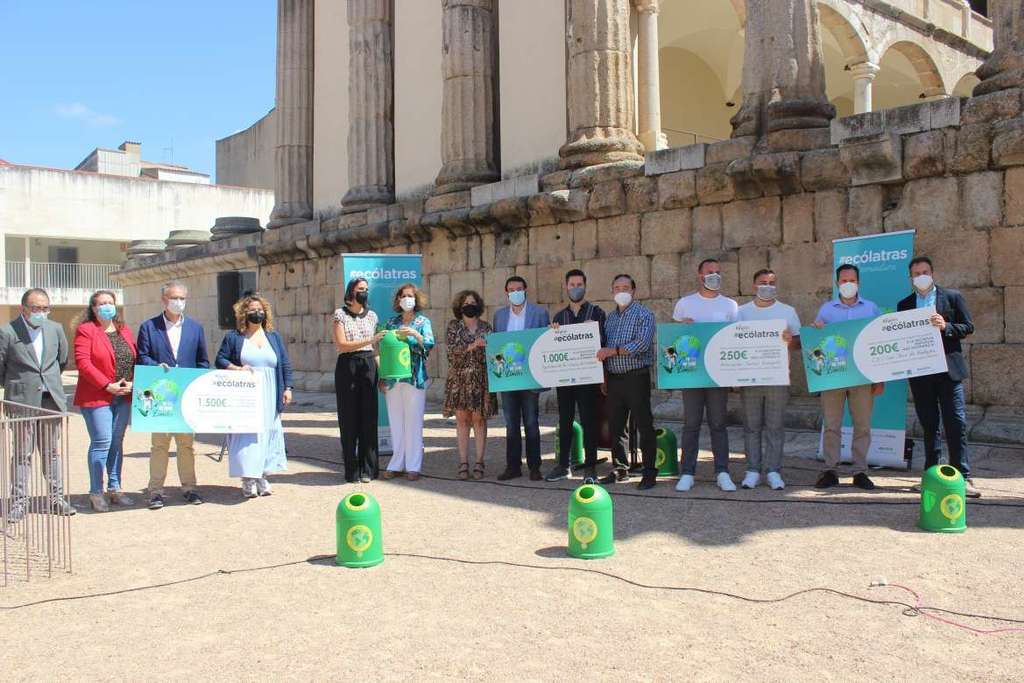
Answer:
[
  {"left": 756, "top": 284, "right": 777, "bottom": 302},
  {"left": 166, "top": 299, "right": 186, "bottom": 316},
  {"left": 703, "top": 272, "right": 722, "bottom": 291},
  {"left": 613, "top": 291, "right": 633, "bottom": 308},
  {"left": 912, "top": 274, "right": 933, "bottom": 292},
  {"left": 399, "top": 296, "right": 416, "bottom": 312},
  {"left": 838, "top": 282, "right": 859, "bottom": 299}
]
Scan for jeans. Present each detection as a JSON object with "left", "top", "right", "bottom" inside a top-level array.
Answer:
[
  {"left": 501, "top": 390, "right": 541, "bottom": 473},
  {"left": 910, "top": 373, "right": 970, "bottom": 476},
  {"left": 81, "top": 396, "right": 131, "bottom": 495},
  {"left": 556, "top": 384, "right": 599, "bottom": 469},
  {"left": 680, "top": 388, "right": 730, "bottom": 475}
]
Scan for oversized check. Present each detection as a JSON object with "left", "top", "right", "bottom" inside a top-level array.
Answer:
[
  {"left": 131, "top": 365, "right": 268, "bottom": 433},
  {"left": 800, "top": 307, "right": 947, "bottom": 393},
  {"left": 485, "top": 322, "right": 603, "bottom": 392},
  {"left": 656, "top": 320, "right": 790, "bottom": 389}
]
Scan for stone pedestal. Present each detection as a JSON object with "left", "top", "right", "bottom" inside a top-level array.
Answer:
[
  {"left": 730, "top": 0, "right": 834, "bottom": 141},
  {"left": 342, "top": 0, "right": 395, "bottom": 210},
  {"left": 974, "top": 1, "right": 1024, "bottom": 96},
  {"left": 434, "top": 0, "right": 500, "bottom": 195},
  {"left": 269, "top": 0, "right": 315, "bottom": 229},
  {"left": 559, "top": 0, "right": 644, "bottom": 169}
]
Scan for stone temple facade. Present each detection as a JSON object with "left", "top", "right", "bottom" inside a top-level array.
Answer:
[{"left": 116, "top": 0, "right": 1024, "bottom": 445}]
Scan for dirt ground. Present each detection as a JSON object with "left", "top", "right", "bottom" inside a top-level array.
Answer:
[{"left": 2, "top": 403, "right": 1023, "bottom": 681}]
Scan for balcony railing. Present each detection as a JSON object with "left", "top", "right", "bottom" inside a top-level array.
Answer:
[{"left": 4, "top": 261, "right": 122, "bottom": 292}]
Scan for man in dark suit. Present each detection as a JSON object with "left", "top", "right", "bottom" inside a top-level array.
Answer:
[
  {"left": 136, "top": 281, "right": 209, "bottom": 509},
  {"left": 897, "top": 256, "right": 979, "bottom": 498},
  {"left": 0, "top": 288, "right": 74, "bottom": 520}
]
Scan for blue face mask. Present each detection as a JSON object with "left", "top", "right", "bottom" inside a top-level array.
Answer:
[
  {"left": 97, "top": 303, "right": 117, "bottom": 321},
  {"left": 508, "top": 290, "right": 526, "bottom": 306},
  {"left": 28, "top": 312, "right": 49, "bottom": 326}
]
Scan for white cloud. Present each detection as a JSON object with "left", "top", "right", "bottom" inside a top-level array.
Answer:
[{"left": 54, "top": 102, "right": 122, "bottom": 126}]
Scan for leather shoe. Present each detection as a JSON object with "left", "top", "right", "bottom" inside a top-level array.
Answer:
[
  {"left": 496, "top": 469, "right": 522, "bottom": 481},
  {"left": 815, "top": 470, "right": 839, "bottom": 489},
  {"left": 637, "top": 473, "right": 657, "bottom": 490},
  {"left": 528, "top": 468, "right": 543, "bottom": 482}
]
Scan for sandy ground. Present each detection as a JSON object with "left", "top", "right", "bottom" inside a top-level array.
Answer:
[{"left": 2, "top": 401, "right": 1024, "bottom": 681}]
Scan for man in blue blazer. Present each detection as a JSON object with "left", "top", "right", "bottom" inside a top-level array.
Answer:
[
  {"left": 897, "top": 257, "right": 979, "bottom": 498},
  {"left": 493, "top": 276, "right": 550, "bottom": 480},
  {"left": 136, "top": 281, "right": 210, "bottom": 509}
]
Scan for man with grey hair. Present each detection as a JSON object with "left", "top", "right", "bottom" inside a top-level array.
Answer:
[
  {"left": 136, "top": 280, "right": 209, "bottom": 509},
  {"left": 0, "top": 288, "right": 74, "bottom": 519}
]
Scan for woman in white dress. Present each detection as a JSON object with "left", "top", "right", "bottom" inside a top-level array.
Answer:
[{"left": 215, "top": 294, "right": 294, "bottom": 498}]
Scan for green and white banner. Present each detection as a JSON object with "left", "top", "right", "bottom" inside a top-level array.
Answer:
[
  {"left": 656, "top": 320, "right": 790, "bottom": 389},
  {"left": 485, "top": 322, "right": 603, "bottom": 392},
  {"left": 823, "top": 229, "right": 916, "bottom": 467},
  {"left": 801, "top": 308, "right": 947, "bottom": 392},
  {"left": 131, "top": 365, "right": 269, "bottom": 434}
]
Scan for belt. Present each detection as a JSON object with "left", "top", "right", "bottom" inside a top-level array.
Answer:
[{"left": 608, "top": 367, "right": 650, "bottom": 377}]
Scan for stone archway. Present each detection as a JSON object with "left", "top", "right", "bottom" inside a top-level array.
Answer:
[{"left": 879, "top": 40, "right": 947, "bottom": 97}]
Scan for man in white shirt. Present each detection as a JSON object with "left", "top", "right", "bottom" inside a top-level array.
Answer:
[
  {"left": 737, "top": 269, "right": 801, "bottom": 490},
  {"left": 672, "top": 258, "right": 739, "bottom": 492}
]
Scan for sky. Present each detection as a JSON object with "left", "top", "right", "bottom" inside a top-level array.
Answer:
[{"left": 0, "top": 0, "right": 276, "bottom": 180}]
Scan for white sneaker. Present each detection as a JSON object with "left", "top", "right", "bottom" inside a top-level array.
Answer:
[
  {"left": 740, "top": 471, "right": 760, "bottom": 489},
  {"left": 241, "top": 478, "right": 258, "bottom": 498},
  {"left": 256, "top": 478, "right": 272, "bottom": 496},
  {"left": 766, "top": 472, "right": 785, "bottom": 490},
  {"left": 675, "top": 474, "right": 695, "bottom": 492},
  {"left": 717, "top": 472, "right": 737, "bottom": 492}
]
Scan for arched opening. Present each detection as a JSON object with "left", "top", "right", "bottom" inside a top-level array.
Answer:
[
  {"left": 875, "top": 41, "right": 946, "bottom": 109},
  {"left": 818, "top": 2, "right": 871, "bottom": 116},
  {"left": 952, "top": 72, "right": 981, "bottom": 98}
]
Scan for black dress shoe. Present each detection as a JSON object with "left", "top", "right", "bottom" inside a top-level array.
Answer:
[
  {"left": 852, "top": 472, "right": 876, "bottom": 490},
  {"left": 598, "top": 468, "right": 629, "bottom": 484},
  {"left": 528, "top": 468, "right": 543, "bottom": 482},
  {"left": 496, "top": 469, "right": 523, "bottom": 481},
  {"left": 815, "top": 470, "right": 839, "bottom": 489},
  {"left": 637, "top": 473, "right": 657, "bottom": 490}
]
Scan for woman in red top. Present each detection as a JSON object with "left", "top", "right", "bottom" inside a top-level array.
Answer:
[{"left": 74, "top": 290, "right": 137, "bottom": 512}]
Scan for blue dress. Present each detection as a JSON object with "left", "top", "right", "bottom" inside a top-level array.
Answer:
[{"left": 227, "top": 338, "right": 287, "bottom": 478}]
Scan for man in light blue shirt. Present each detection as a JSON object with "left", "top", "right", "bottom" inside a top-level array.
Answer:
[{"left": 812, "top": 264, "right": 882, "bottom": 490}]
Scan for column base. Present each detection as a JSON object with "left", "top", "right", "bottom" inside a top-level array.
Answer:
[
  {"left": 766, "top": 98, "right": 835, "bottom": 133},
  {"left": 973, "top": 52, "right": 1024, "bottom": 97},
  {"left": 638, "top": 129, "right": 668, "bottom": 152},
  {"left": 267, "top": 201, "right": 313, "bottom": 229},
  {"left": 433, "top": 163, "right": 499, "bottom": 196},
  {"left": 558, "top": 129, "right": 644, "bottom": 170},
  {"left": 341, "top": 185, "right": 394, "bottom": 212}
]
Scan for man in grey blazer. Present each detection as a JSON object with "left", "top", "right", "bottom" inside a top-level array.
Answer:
[
  {"left": 0, "top": 288, "right": 75, "bottom": 520},
  {"left": 493, "top": 276, "right": 550, "bottom": 480}
]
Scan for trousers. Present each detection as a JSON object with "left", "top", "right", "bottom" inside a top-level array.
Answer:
[{"left": 335, "top": 352, "right": 379, "bottom": 481}]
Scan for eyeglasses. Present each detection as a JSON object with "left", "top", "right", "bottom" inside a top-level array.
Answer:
[{"left": 26, "top": 306, "right": 51, "bottom": 313}]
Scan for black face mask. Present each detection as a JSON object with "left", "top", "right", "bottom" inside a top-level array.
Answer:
[
  {"left": 461, "top": 303, "right": 481, "bottom": 319},
  {"left": 246, "top": 311, "right": 266, "bottom": 325},
  {"left": 354, "top": 291, "right": 369, "bottom": 305}
]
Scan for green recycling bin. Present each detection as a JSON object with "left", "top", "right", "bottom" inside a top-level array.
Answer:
[
  {"left": 918, "top": 464, "right": 967, "bottom": 533},
  {"left": 655, "top": 427, "right": 679, "bottom": 477},
  {"left": 567, "top": 483, "right": 614, "bottom": 559},
  {"left": 378, "top": 330, "right": 412, "bottom": 380},
  {"left": 554, "top": 420, "right": 585, "bottom": 466},
  {"left": 336, "top": 492, "right": 384, "bottom": 567}
]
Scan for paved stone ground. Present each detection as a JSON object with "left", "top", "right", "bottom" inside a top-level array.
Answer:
[{"left": 2, "top": 388, "right": 1024, "bottom": 680}]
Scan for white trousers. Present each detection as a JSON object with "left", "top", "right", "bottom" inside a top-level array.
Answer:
[{"left": 385, "top": 382, "right": 427, "bottom": 473}]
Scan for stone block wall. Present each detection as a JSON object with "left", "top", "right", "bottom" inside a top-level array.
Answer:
[{"left": 116, "top": 92, "right": 1024, "bottom": 444}]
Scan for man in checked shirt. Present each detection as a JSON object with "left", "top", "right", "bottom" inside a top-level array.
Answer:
[{"left": 595, "top": 274, "right": 658, "bottom": 490}]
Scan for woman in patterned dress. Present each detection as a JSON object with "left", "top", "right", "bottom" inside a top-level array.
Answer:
[{"left": 443, "top": 290, "right": 497, "bottom": 480}]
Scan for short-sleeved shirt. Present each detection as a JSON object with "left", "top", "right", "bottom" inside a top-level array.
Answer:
[
  {"left": 672, "top": 292, "right": 739, "bottom": 323},
  {"left": 738, "top": 300, "right": 802, "bottom": 335},
  {"left": 333, "top": 306, "right": 379, "bottom": 353},
  {"left": 814, "top": 297, "right": 881, "bottom": 325}
]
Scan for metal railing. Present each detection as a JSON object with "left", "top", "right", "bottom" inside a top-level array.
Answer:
[
  {"left": 662, "top": 127, "right": 724, "bottom": 147},
  {"left": 4, "top": 261, "right": 121, "bottom": 291},
  {"left": 1, "top": 400, "right": 73, "bottom": 587}
]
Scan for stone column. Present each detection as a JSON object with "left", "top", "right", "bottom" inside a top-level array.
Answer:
[
  {"left": 560, "top": 0, "right": 644, "bottom": 169},
  {"left": 850, "top": 61, "right": 879, "bottom": 114},
  {"left": 342, "top": 0, "right": 395, "bottom": 210},
  {"left": 269, "top": 0, "right": 314, "bottom": 228},
  {"left": 973, "top": 0, "right": 1024, "bottom": 96},
  {"left": 730, "top": 0, "right": 834, "bottom": 140},
  {"left": 434, "top": 0, "right": 500, "bottom": 195},
  {"left": 635, "top": 0, "right": 667, "bottom": 151}
]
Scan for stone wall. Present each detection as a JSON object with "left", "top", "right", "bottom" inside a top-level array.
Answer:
[
  {"left": 215, "top": 109, "right": 276, "bottom": 190},
  {"left": 116, "top": 90, "right": 1024, "bottom": 444}
]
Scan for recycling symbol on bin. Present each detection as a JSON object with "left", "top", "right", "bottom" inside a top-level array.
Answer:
[
  {"left": 655, "top": 448, "right": 666, "bottom": 469},
  {"left": 346, "top": 524, "right": 374, "bottom": 558},
  {"left": 398, "top": 347, "right": 411, "bottom": 367},
  {"left": 573, "top": 516, "right": 599, "bottom": 550},
  {"left": 939, "top": 494, "right": 963, "bottom": 522}
]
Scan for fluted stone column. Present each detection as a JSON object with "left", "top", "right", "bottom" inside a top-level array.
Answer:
[
  {"left": 560, "top": 0, "right": 644, "bottom": 169},
  {"left": 635, "top": 0, "right": 667, "bottom": 151},
  {"left": 342, "top": 0, "right": 395, "bottom": 209},
  {"left": 434, "top": 0, "right": 500, "bottom": 195},
  {"left": 850, "top": 61, "right": 879, "bottom": 114},
  {"left": 269, "top": 0, "right": 314, "bottom": 229},
  {"left": 730, "top": 0, "right": 834, "bottom": 140},
  {"left": 974, "top": 0, "right": 1024, "bottom": 96}
]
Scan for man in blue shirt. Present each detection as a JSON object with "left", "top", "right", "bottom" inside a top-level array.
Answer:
[
  {"left": 596, "top": 274, "right": 658, "bottom": 490},
  {"left": 812, "top": 264, "right": 882, "bottom": 490}
]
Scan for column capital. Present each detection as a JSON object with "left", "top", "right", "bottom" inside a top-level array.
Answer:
[
  {"left": 633, "top": 0, "right": 659, "bottom": 15},
  {"left": 848, "top": 61, "right": 880, "bottom": 81}
]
